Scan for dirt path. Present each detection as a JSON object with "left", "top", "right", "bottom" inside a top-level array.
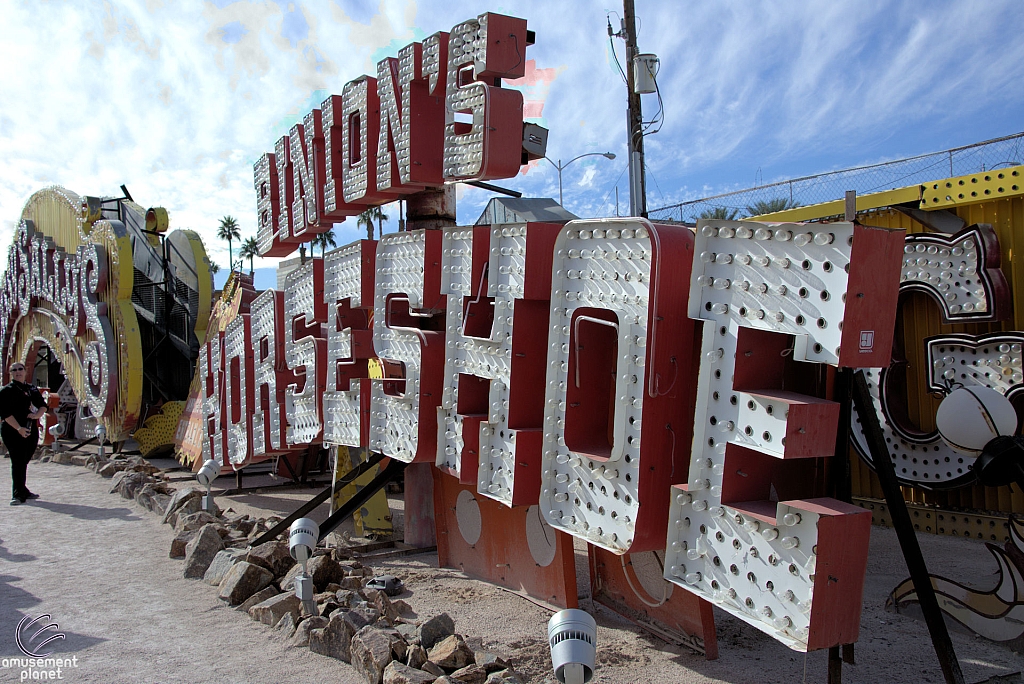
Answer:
[{"left": 1, "top": 456, "right": 1022, "bottom": 683}]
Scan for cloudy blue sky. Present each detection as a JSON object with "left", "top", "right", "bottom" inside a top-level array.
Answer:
[{"left": 2, "top": 0, "right": 1023, "bottom": 289}]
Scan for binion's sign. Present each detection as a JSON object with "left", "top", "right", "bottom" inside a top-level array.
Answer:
[{"left": 253, "top": 12, "right": 533, "bottom": 257}]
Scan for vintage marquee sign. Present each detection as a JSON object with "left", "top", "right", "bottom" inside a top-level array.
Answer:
[
  {"left": 172, "top": 10, "right": 907, "bottom": 658},
  {"left": 253, "top": 12, "right": 531, "bottom": 257},
  {"left": 1, "top": 187, "right": 210, "bottom": 443}
]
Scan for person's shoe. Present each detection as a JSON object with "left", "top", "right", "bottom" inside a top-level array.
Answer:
[
  {"left": 22, "top": 491, "right": 39, "bottom": 500},
  {"left": 10, "top": 497, "right": 23, "bottom": 506}
]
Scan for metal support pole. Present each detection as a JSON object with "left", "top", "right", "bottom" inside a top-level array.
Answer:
[
  {"left": 623, "top": 0, "right": 647, "bottom": 218},
  {"left": 851, "top": 371, "right": 964, "bottom": 684},
  {"left": 403, "top": 462, "right": 437, "bottom": 548},
  {"left": 558, "top": 162, "right": 564, "bottom": 207}
]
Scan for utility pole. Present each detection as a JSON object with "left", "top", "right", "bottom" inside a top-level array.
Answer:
[{"left": 623, "top": 0, "right": 647, "bottom": 217}]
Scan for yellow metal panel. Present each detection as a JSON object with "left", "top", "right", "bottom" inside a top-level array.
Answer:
[
  {"left": 752, "top": 186, "right": 922, "bottom": 222},
  {"left": 854, "top": 497, "right": 1013, "bottom": 544},
  {"left": 178, "top": 229, "right": 213, "bottom": 347},
  {"left": 133, "top": 401, "right": 185, "bottom": 457},
  {"left": 922, "top": 165, "right": 1024, "bottom": 209},
  {"left": 331, "top": 446, "right": 393, "bottom": 538}
]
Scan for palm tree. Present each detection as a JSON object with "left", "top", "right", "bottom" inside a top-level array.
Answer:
[
  {"left": 744, "top": 198, "right": 800, "bottom": 217},
  {"left": 217, "top": 216, "right": 241, "bottom": 271},
  {"left": 698, "top": 206, "right": 740, "bottom": 220},
  {"left": 357, "top": 209, "right": 375, "bottom": 241},
  {"left": 312, "top": 229, "right": 337, "bottom": 258},
  {"left": 210, "top": 262, "right": 220, "bottom": 275},
  {"left": 357, "top": 206, "right": 389, "bottom": 240},
  {"left": 239, "top": 237, "right": 258, "bottom": 275}
]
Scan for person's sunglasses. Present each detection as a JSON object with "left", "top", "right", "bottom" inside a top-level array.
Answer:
[{"left": 10, "top": 367, "right": 25, "bottom": 372}]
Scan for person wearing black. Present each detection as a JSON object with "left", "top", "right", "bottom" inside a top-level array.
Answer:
[{"left": 1, "top": 362, "right": 46, "bottom": 505}]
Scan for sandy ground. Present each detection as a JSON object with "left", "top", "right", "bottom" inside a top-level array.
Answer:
[{"left": 0, "top": 453, "right": 1022, "bottom": 684}]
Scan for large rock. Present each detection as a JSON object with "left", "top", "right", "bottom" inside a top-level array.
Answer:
[
  {"left": 218, "top": 561, "right": 273, "bottom": 605},
  {"left": 169, "top": 529, "right": 197, "bottom": 559},
  {"left": 406, "top": 645, "right": 428, "bottom": 669},
  {"left": 309, "top": 611, "right": 356, "bottom": 662},
  {"left": 182, "top": 524, "right": 224, "bottom": 579},
  {"left": 472, "top": 651, "right": 508, "bottom": 674},
  {"left": 418, "top": 613, "right": 455, "bottom": 650},
  {"left": 447, "top": 665, "right": 486, "bottom": 684},
  {"left": 428, "top": 635, "right": 474, "bottom": 671},
  {"left": 135, "top": 483, "right": 171, "bottom": 515},
  {"left": 344, "top": 603, "right": 381, "bottom": 633},
  {"left": 484, "top": 671, "right": 524, "bottom": 684},
  {"left": 421, "top": 662, "right": 446, "bottom": 677},
  {"left": 111, "top": 471, "right": 151, "bottom": 498},
  {"left": 237, "top": 586, "right": 279, "bottom": 613},
  {"left": 383, "top": 661, "right": 438, "bottom": 684},
  {"left": 226, "top": 514, "right": 256, "bottom": 535},
  {"left": 126, "top": 455, "right": 161, "bottom": 474},
  {"left": 97, "top": 460, "right": 128, "bottom": 478},
  {"left": 350, "top": 626, "right": 395, "bottom": 684},
  {"left": 275, "top": 612, "right": 298, "bottom": 639},
  {"left": 279, "top": 563, "right": 304, "bottom": 592},
  {"left": 170, "top": 496, "right": 203, "bottom": 527},
  {"left": 245, "top": 540, "right": 295, "bottom": 578},
  {"left": 307, "top": 554, "right": 345, "bottom": 591},
  {"left": 50, "top": 451, "right": 71, "bottom": 464},
  {"left": 341, "top": 576, "right": 367, "bottom": 590},
  {"left": 203, "top": 549, "right": 246, "bottom": 585},
  {"left": 377, "top": 628, "right": 408, "bottom": 663},
  {"left": 290, "top": 615, "right": 328, "bottom": 647},
  {"left": 85, "top": 454, "right": 107, "bottom": 472},
  {"left": 396, "top": 623, "right": 420, "bottom": 645},
  {"left": 373, "top": 591, "right": 401, "bottom": 624},
  {"left": 249, "top": 592, "right": 301, "bottom": 626},
  {"left": 336, "top": 589, "right": 361, "bottom": 610},
  {"left": 162, "top": 486, "right": 202, "bottom": 525},
  {"left": 175, "top": 510, "right": 220, "bottom": 533}
]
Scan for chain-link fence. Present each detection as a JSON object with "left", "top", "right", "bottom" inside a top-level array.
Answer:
[{"left": 649, "top": 132, "right": 1024, "bottom": 224}]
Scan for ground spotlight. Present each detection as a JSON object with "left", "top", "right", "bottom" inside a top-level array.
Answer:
[
  {"left": 289, "top": 517, "right": 320, "bottom": 616},
  {"left": 196, "top": 459, "right": 219, "bottom": 513},
  {"left": 548, "top": 608, "right": 596, "bottom": 684}
]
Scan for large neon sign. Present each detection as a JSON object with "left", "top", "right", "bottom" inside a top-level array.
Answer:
[{"left": 253, "top": 12, "right": 530, "bottom": 258}]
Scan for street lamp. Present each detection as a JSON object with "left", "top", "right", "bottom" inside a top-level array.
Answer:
[{"left": 543, "top": 152, "right": 616, "bottom": 207}]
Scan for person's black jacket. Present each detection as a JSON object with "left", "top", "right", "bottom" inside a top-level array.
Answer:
[{"left": 0, "top": 380, "right": 45, "bottom": 444}]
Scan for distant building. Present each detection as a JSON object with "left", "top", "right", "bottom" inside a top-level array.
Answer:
[{"left": 475, "top": 197, "right": 578, "bottom": 225}]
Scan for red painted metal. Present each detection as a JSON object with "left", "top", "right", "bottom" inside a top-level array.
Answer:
[
  {"left": 589, "top": 545, "right": 718, "bottom": 659},
  {"left": 434, "top": 470, "right": 578, "bottom": 608},
  {"left": 839, "top": 224, "right": 906, "bottom": 368}
]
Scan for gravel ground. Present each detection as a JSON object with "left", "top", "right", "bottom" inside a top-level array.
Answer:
[{"left": 1, "top": 454, "right": 1022, "bottom": 683}]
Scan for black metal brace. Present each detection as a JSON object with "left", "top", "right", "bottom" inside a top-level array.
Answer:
[{"left": 248, "top": 452, "right": 386, "bottom": 548}]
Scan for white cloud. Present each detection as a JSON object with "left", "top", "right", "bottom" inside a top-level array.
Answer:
[{"left": 1, "top": 0, "right": 1022, "bottom": 269}]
